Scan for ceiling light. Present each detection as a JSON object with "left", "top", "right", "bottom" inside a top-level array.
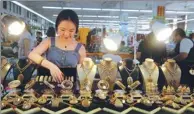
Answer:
[
  {"left": 83, "top": 15, "right": 97, "bottom": 17},
  {"left": 43, "top": 6, "right": 62, "bottom": 9},
  {"left": 140, "top": 10, "right": 152, "bottom": 13},
  {"left": 43, "top": 6, "right": 81, "bottom": 10},
  {"left": 121, "top": 9, "right": 139, "bottom": 12},
  {"left": 13, "top": 1, "right": 54, "bottom": 24},
  {"left": 152, "top": 21, "right": 172, "bottom": 41},
  {"left": 82, "top": 8, "right": 101, "bottom": 11},
  {"left": 167, "top": 18, "right": 194, "bottom": 25},
  {"left": 98, "top": 16, "right": 119, "bottom": 18},
  {"left": 176, "top": 11, "right": 194, "bottom": 14},
  {"left": 62, "top": 7, "right": 82, "bottom": 10},
  {"left": 166, "top": 11, "right": 177, "bottom": 14},
  {"left": 101, "top": 9, "right": 120, "bottom": 11},
  {"left": 43, "top": 6, "right": 194, "bottom": 14}
]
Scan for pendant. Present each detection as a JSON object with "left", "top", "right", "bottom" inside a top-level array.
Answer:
[
  {"left": 127, "top": 77, "right": 133, "bottom": 85},
  {"left": 83, "top": 78, "right": 91, "bottom": 91},
  {"left": 147, "top": 77, "right": 153, "bottom": 82},
  {"left": 189, "top": 68, "right": 194, "bottom": 75},
  {"left": 17, "top": 74, "right": 24, "bottom": 83},
  {"left": 170, "top": 80, "right": 177, "bottom": 87},
  {"left": 105, "top": 76, "right": 111, "bottom": 83}
]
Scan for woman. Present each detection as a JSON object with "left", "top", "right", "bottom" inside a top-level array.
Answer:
[{"left": 28, "top": 10, "right": 86, "bottom": 83}]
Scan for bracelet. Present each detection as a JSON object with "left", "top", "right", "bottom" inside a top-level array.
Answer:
[
  {"left": 38, "top": 57, "right": 44, "bottom": 65},
  {"left": 115, "top": 81, "right": 126, "bottom": 90}
]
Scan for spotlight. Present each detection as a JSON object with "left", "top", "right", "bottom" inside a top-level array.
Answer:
[
  {"left": 151, "top": 21, "right": 172, "bottom": 42},
  {"left": 1, "top": 14, "right": 25, "bottom": 36}
]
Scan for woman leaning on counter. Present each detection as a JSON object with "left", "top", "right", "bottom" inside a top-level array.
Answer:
[{"left": 28, "top": 9, "right": 86, "bottom": 83}]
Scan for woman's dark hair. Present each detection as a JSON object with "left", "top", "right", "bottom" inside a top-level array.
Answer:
[
  {"left": 46, "top": 27, "right": 55, "bottom": 37},
  {"left": 173, "top": 28, "right": 186, "bottom": 38},
  {"left": 55, "top": 9, "right": 79, "bottom": 33},
  {"left": 189, "top": 33, "right": 194, "bottom": 39}
]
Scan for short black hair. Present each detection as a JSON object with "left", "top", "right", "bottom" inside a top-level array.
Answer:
[
  {"left": 55, "top": 9, "right": 79, "bottom": 33},
  {"left": 189, "top": 33, "right": 194, "bottom": 39},
  {"left": 173, "top": 28, "right": 186, "bottom": 38},
  {"left": 46, "top": 27, "right": 55, "bottom": 37}
]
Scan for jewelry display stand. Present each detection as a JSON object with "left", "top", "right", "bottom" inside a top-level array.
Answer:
[
  {"left": 161, "top": 59, "right": 181, "bottom": 88},
  {"left": 77, "top": 58, "right": 96, "bottom": 101},
  {"left": 1, "top": 57, "right": 13, "bottom": 85},
  {"left": 98, "top": 58, "right": 118, "bottom": 91},
  {"left": 118, "top": 59, "right": 135, "bottom": 88},
  {"left": 12, "top": 58, "right": 36, "bottom": 85},
  {"left": 139, "top": 58, "right": 159, "bottom": 95},
  {"left": 77, "top": 57, "right": 97, "bottom": 91}
]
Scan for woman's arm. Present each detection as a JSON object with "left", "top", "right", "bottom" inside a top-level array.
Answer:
[
  {"left": 28, "top": 38, "right": 53, "bottom": 69},
  {"left": 28, "top": 38, "right": 64, "bottom": 83},
  {"left": 78, "top": 45, "right": 86, "bottom": 64}
]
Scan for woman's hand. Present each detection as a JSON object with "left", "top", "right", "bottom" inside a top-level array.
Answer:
[{"left": 48, "top": 63, "right": 64, "bottom": 83}]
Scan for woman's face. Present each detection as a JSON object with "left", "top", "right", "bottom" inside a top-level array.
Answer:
[{"left": 57, "top": 20, "right": 76, "bottom": 39}]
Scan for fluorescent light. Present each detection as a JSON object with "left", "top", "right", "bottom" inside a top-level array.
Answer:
[
  {"left": 140, "top": 10, "right": 152, "bottom": 13},
  {"left": 43, "top": 6, "right": 62, "bottom": 9},
  {"left": 121, "top": 9, "right": 139, "bottom": 12},
  {"left": 53, "top": 14, "right": 58, "bottom": 17},
  {"left": 43, "top": 6, "right": 81, "bottom": 10},
  {"left": 167, "top": 18, "right": 194, "bottom": 25},
  {"left": 176, "top": 11, "right": 194, "bottom": 14},
  {"left": 166, "top": 11, "right": 177, "bottom": 14},
  {"left": 12, "top": 1, "right": 55, "bottom": 24},
  {"left": 82, "top": 8, "right": 101, "bottom": 11},
  {"left": 62, "top": 7, "right": 82, "bottom": 10},
  {"left": 102, "top": 9, "right": 120, "bottom": 11},
  {"left": 43, "top": 6, "right": 194, "bottom": 14},
  {"left": 98, "top": 16, "right": 119, "bottom": 18},
  {"left": 80, "top": 23, "right": 119, "bottom": 26},
  {"left": 83, "top": 15, "right": 97, "bottom": 17}
]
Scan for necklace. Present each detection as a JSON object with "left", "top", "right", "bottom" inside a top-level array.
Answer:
[
  {"left": 16, "top": 60, "right": 31, "bottom": 83},
  {"left": 99, "top": 61, "right": 116, "bottom": 83},
  {"left": 16, "top": 60, "right": 31, "bottom": 73},
  {"left": 164, "top": 63, "right": 178, "bottom": 87},
  {"left": 81, "top": 63, "right": 94, "bottom": 91},
  {"left": 143, "top": 63, "right": 157, "bottom": 82},
  {"left": 123, "top": 65, "right": 135, "bottom": 85}
]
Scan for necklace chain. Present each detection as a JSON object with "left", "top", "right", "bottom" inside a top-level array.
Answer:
[
  {"left": 143, "top": 63, "right": 157, "bottom": 77},
  {"left": 82, "top": 63, "right": 94, "bottom": 78},
  {"left": 164, "top": 63, "right": 178, "bottom": 86},
  {"left": 165, "top": 63, "right": 177, "bottom": 77},
  {"left": 16, "top": 60, "right": 31, "bottom": 74}
]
